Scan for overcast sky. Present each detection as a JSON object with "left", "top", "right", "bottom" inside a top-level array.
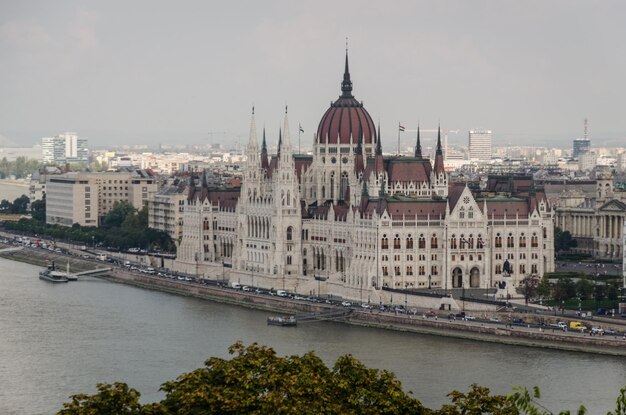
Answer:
[{"left": 1, "top": 1, "right": 625, "bottom": 149}]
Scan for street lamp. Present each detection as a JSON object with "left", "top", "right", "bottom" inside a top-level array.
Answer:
[{"left": 428, "top": 274, "right": 431, "bottom": 290}]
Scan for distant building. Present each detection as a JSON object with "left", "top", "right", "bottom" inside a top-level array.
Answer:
[
  {"left": 46, "top": 170, "right": 157, "bottom": 227},
  {"left": 578, "top": 152, "right": 597, "bottom": 172},
  {"left": 468, "top": 130, "right": 492, "bottom": 161},
  {"left": 572, "top": 138, "right": 591, "bottom": 159},
  {"left": 555, "top": 171, "right": 626, "bottom": 259},
  {"left": 148, "top": 178, "right": 188, "bottom": 241},
  {"left": 41, "top": 132, "right": 88, "bottom": 164}
]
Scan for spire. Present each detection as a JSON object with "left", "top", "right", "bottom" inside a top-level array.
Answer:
[
  {"left": 282, "top": 107, "right": 291, "bottom": 148},
  {"left": 341, "top": 46, "right": 353, "bottom": 97},
  {"left": 375, "top": 123, "right": 382, "bottom": 155},
  {"left": 261, "top": 127, "right": 269, "bottom": 170},
  {"left": 354, "top": 127, "right": 365, "bottom": 175},
  {"left": 379, "top": 177, "right": 385, "bottom": 198},
  {"left": 247, "top": 106, "right": 258, "bottom": 149},
  {"left": 361, "top": 179, "right": 368, "bottom": 196},
  {"left": 277, "top": 128, "right": 282, "bottom": 158},
  {"left": 414, "top": 124, "right": 422, "bottom": 158},
  {"left": 433, "top": 124, "right": 445, "bottom": 175},
  {"left": 436, "top": 124, "right": 442, "bottom": 156}
]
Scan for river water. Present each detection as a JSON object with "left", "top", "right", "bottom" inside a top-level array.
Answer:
[{"left": 1, "top": 256, "right": 625, "bottom": 414}]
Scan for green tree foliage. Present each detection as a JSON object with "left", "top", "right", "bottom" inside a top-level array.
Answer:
[
  {"left": 31, "top": 194, "right": 46, "bottom": 222},
  {"left": 0, "top": 156, "right": 41, "bottom": 179},
  {"left": 12, "top": 195, "right": 30, "bottom": 213},
  {"left": 535, "top": 277, "right": 552, "bottom": 299},
  {"left": 55, "top": 343, "right": 626, "bottom": 415},
  {"left": 553, "top": 278, "right": 576, "bottom": 302},
  {"left": 575, "top": 277, "right": 594, "bottom": 301},
  {"left": 102, "top": 201, "right": 137, "bottom": 228},
  {"left": 554, "top": 227, "right": 577, "bottom": 252}
]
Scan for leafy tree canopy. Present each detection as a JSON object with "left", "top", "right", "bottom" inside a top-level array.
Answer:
[{"left": 56, "top": 342, "right": 626, "bottom": 415}]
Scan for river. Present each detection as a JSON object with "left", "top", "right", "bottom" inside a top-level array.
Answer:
[
  {"left": 0, "top": 181, "right": 29, "bottom": 202},
  {"left": 0, "top": 256, "right": 625, "bottom": 414}
]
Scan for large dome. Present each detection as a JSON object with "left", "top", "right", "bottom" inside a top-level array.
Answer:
[{"left": 316, "top": 53, "right": 377, "bottom": 146}]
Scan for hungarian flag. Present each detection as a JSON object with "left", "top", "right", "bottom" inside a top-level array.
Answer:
[
  {"left": 299, "top": 124, "right": 304, "bottom": 133},
  {"left": 398, "top": 124, "right": 405, "bottom": 132}
]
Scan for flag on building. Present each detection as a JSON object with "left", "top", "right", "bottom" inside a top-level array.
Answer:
[
  {"left": 299, "top": 124, "right": 304, "bottom": 133},
  {"left": 398, "top": 124, "right": 405, "bottom": 132}
]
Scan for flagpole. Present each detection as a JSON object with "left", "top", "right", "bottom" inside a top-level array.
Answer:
[
  {"left": 298, "top": 124, "right": 301, "bottom": 154},
  {"left": 397, "top": 122, "right": 400, "bottom": 156}
]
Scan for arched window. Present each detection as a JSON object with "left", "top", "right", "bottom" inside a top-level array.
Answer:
[
  {"left": 406, "top": 235, "right": 413, "bottom": 249},
  {"left": 468, "top": 234, "right": 474, "bottom": 249},
  {"left": 381, "top": 235, "right": 389, "bottom": 250},
  {"left": 477, "top": 234, "right": 484, "bottom": 249},
  {"left": 519, "top": 233, "right": 526, "bottom": 248},
  {"left": 468, "top": 207, "right": 474, "bottom": 219},
  {"left": 459, "top": 207, "right": 465, "bottom": 219},
  {"left": 507, "top": 233, "right": 514, "bottom": 248},
  {"left": 431, "top": 234, "right": 438, "bottom": 249},
  {"left": 286, "top": 226, "right": 293, "bottom": 241},
  {"left": 393, "top": 234, "right": 401, "bottom": 249},
  {"left": 495, "top": 233, "right": 502, "bottom": 248},
  {"left": 450, "top": 234, "right": 457, "bottom": 249},
  {"left": 531, "top": 233, "right": 538, "bottom": 248},
  {"left": 418, "top": 234, "right": 426, "bottom": 249}
]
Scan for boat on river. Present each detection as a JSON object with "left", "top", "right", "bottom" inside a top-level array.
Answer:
[
  {"left": 39, "top": 269, "right": 69, "bottom": 283},
  {"left": 39, "top": 261, "right": 70, "bottom": 283},
  {"left": 267, "top": 315, "right": 297, "bottom": 327}
]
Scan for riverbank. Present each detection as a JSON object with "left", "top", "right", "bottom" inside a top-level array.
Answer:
[{"left": 3, "top": 243, "right": 626, "bottom": 357}]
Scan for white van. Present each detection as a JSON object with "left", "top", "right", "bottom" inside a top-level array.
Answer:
[
  {"left": 230, "top": 282, "right": 242, "bottom": 289},
  {"left": 276, "top": 290, "right": 287, "bottom": 297}
]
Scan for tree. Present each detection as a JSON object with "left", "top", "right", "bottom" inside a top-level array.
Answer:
[
  {"left": 56, "top": 343, "right": 626, "bottom": 415},
  {"left": 535, "top": 277, "right": 552, "bottom": 299},
  {"left": 31, "top": 194, "right": 46, "bottom": 222},
  {"left": 57, "top": 382, "right": 145, "bottom": 415},
  {"left": 553, "top": 278, "right": 576, "bottom": 302},
  {"left": 575, "top": 277, "right": 593, "bottom": 301},
  {"left": 554, "top": 227, "right": 577, "bottom": 252},
  {"left": 103, "top": 201, "right": 136, "bottom": 228},
  {"left": 10, "top": 195, "right": 30, "bottom": 214}
]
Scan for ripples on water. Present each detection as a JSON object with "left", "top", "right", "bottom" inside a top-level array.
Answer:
[{"left": 0, "top": 257, "right": 625, "bottom": 414}]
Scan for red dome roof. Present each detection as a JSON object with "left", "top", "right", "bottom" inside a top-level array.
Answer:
[{"left": 316, "top": 53, "right": 377, "bottom": 146}]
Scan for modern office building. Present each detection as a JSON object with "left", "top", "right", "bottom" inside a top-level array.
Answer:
[
  {"left": 572, "top": 138, "right": 591, "bottom": 159},
  {"left": 468, "top": 130, "right": 492, "bottom": 161},
  {"left": 46, "top": 170, "right": 157, "bottom": 227},
  {"left": 41, "top": 132, "right": 89, "bottom": 164}
]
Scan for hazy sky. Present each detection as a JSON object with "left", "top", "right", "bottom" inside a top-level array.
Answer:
[{"left": 1, "top": 1, "right": 625, "bottom": 149}]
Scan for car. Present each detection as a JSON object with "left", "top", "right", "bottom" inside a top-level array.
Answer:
[
  {"left": 556, "top": 322, "right": 567, "bottom": 329},
  {"left": 604, "top": 328, "right": 618, "bottom": 335},
  {"left": 293, "top": 295, "right": 306, "bottom": 300},
  {"left": 424, "top": 310, "right": 437, "bottom": 318},
  {"left": 512, "top": 318, "right": 525, "bottom": 325},
  {"left": 361, "top": 303, "right": 372, "bottom": 309},
  {"left": 464, "top": 315, "right": 476, "bottom": 321},
  {"left": 590, "top": 327, "right": 604, "bottom": 335},
  {"left": 341, "top": 301, "right": 352, "bottom": 307},
  {"left": 489, "top": 317, "right": 500, "bottom": 322},
  {"left": 242, "top": 286, "right": 251, "bottom": 292}
]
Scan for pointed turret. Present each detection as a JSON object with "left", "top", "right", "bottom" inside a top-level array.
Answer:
[
  {"left": 414, "top": 124, "right": 422, "bottom": 158},
  {"left": 247, "top": 106, "right": 258, "bottom": 151},
  {"left": 374, "top": 123, "right": 385, "bottom": 174},
  {"left": 354, "top": 127, "right": 365, "bottom": 175},
  {"left": 261, "top": 127, "right": 270, "bottom": 171},
  {"left": 277, "top": 128, "right": 282, "bottom": 158},
  {"left": 341, "top": 48, "right": 353, "bottom": 98},
  {"left": 200, "top": 169, "right": 210, "bottom": 201},
  {"left": 187, "top": 174, "right": 196, "bottom": 201},
  {"left": 433, "top": 124, "right": 445, "bottom": 175}
]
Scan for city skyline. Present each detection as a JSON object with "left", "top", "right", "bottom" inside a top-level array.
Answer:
[{"left": 1, "top": 1, "right": 626, "bottom": 149}]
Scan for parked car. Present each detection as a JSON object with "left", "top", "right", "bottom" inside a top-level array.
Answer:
[
  {"left": 424, "top": 310, "right": 437, "bottom": 318},
  {"left": 341, "top": 301, "right": 352, "bottom": 307}
]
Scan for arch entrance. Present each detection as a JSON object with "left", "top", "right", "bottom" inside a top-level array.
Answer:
[{"left": 452, "top": 267, "right": 463, "bottom": 288}]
